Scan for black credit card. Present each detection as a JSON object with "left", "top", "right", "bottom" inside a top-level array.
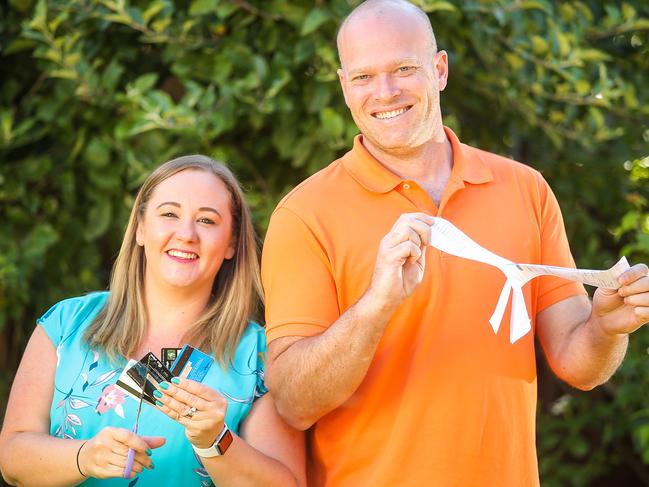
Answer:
[{"left": 126, "top": 352, "right": 173, "bottom": 402}]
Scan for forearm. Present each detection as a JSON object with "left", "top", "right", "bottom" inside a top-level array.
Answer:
[
  {"left": 0, "top": 433, "right": 85, "bottom": 487},
  {"left": 203, "top": 434, "right": 298, "bottom": 487},
  {"left": 553, "top": 317, "right": 629, "bottom": 390},
  {"left": 268, "top": 292, "right": 395, "bottom": 430}
]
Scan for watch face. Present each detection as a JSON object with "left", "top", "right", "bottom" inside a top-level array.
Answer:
[{"left": 218, "top": 429, "right": 234, "bottom": 455}]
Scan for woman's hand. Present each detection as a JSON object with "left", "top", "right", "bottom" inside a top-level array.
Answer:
[
  {"left": 78, "top": 427, "right": 164, "bottom": 478},
  {"left": 154, "top": 378, "right": 228, "bottom": 448}
]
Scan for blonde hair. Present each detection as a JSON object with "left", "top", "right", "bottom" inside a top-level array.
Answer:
[{"left": 84, "top": 155, "right": 263, "bottom": 366}]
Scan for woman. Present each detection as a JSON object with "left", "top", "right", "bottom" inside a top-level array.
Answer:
[{"left": 0, "top": 155, "right": 305, "bottom": 486}]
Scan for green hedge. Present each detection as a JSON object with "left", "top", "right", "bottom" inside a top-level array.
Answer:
[{"left": 1, "top": 1, "right": 648, "bottom": 484}]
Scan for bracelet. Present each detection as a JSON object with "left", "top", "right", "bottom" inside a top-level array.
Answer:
[{"left": 76, "top": 441, "right": 87, "bottom": 477}]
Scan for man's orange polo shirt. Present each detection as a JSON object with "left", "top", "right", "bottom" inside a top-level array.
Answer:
[{"left": 262, "top": 127, "right": 586, "bottom": 487}]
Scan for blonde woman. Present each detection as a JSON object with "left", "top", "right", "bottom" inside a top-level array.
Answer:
[{"left": 0, "top": 156, "right": 305, "bottom": 486}]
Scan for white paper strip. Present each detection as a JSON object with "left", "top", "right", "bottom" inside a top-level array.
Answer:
[{"left": 428, "top": 217, "right": 630, "bottom": 343}]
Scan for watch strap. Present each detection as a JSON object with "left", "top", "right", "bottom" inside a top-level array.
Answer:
[{"left": 192, "top": 424, "right": 233, "bottom": 458}]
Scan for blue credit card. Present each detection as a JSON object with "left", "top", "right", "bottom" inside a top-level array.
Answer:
[{"left": 170, "top": 344, "right": 214, "bottom": 383}]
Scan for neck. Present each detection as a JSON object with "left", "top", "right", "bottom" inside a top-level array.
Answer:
[
  {"left": 143, "top": 278, "right": 211, "bottom": 336},
  {"left": 363, "top": 134, "right": 454, "bottom": 205}
]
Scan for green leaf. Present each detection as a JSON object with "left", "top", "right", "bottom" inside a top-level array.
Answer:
[
  {"left": 22, "top": 224, "right": 59, "bottom": 261},
  {"left": 190, "top": 0, "right": 218, "bottom": 16},
  {"left": 133, "top": 73, "right": 159, "bottom": 92},
  {"left": 84, "top": 138, "right": 111, "bottom": 168},
  {"left": 84, "top": 200, "right": 113, "bottom": 241},
  {"left": 301, "top": 8, "right": 330, "bottom": 36},
  {"left": 143, "top": 0, "right": 167, "bottom": 23},
  {"left": 320, "top": 107, "right": 344, "bottom": 139},
  {"left": 419, "top": 1, "right": 457, "bottom": 13}
]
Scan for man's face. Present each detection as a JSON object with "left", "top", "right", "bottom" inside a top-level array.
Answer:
[{"left": 337, "top": 12, "right": 448, "bottom": 156}]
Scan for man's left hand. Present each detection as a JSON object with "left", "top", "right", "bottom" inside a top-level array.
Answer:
[{"left": 592, "top": 262, "right": 649, "bottom": 335}]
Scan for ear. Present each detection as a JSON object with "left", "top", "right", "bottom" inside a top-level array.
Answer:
[
  {"left": 337, "top": 68, "right": 351, "bottom": 108},
  {"left": 434, "top": 50, "right": 449, "bottom": 91},
  {"left": 135, "top": 221, "right": 144, "bottom": 246},
  {"left": 224, "top": 239, "right": 236, "bottom": 260}
]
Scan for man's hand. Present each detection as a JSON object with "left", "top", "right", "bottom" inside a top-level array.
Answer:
[
  {"left": 592, "top": 262, "right": 649, "bottom": 335},
  {"left": 366, "top": 213, "right": 434, "bottom": 309}
]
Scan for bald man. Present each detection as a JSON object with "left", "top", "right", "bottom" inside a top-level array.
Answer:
[{"left": 261, "top": 1, "right": 649, "bottom": 486}]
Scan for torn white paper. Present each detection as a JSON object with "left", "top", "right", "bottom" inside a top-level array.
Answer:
[{"left": 428, "top": 217, "right": 630, "bottom": 343}]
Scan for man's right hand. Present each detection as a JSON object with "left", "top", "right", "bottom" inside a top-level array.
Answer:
[{"left": 366, "top": 212, "right": 434, "bottom": 310}]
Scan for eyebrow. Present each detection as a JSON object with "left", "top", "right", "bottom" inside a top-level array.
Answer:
[
  {"left": 346, "top": 58, "right": 421, "bottom": 77},
  {"left": 156, "top": 201, "right": 222, "bottom": 216}
]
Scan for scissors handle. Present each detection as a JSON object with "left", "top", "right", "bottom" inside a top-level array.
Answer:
[{"left": 123, "top": 424, "right": 138, "bottom": 478}]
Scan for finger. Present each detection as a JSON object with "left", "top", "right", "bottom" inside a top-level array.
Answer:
[
  {"left": 619, "top": 275, "right": 649, "bottom": 298},
  {"left": 141, "top": 436, "right": 166, "bottom": 449},
  {"left": 618, "top": 263, "right": 649, "bottom": 287},
  {"left": 623, "top": 292, "right": 649, "bottom": 307},
  {"left": 385, "top": 226, "right": 421, "bottom": 249},
  {"left": 388, "top": 240, "right": 422, "bottom": 264},
  {"left": 158, "top": 381, "right": 215, "bottom": 409},
  {"left": 393, "top": 212, "right": 435, "bottom": 230},
  {"left": 391, "top": 218, "right": 433, "bottom": 247},
  {"left": 111, "top": 429, "right": 150, "bottom": 453},
  {"left": 156, "top": 392, "right": 197, "bottom": 422},
  {"left": 105, "top": 450, "right": 130, "bottom": 469},
  {"left": 633, "top": 307, "right": 649, "bottom": 324}
]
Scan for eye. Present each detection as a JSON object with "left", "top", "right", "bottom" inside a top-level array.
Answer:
[
  {"left": 352, "top": 74, "right": 370, "bottom": 82},
  {"left": 397, "top": 66, "right": 414, "bottom": 73},
  {"left": 197, "top": 217, "right": 215, "bottom": 225},
  {"left": 161, "top": 211, "right": 177, "bottom": 218}
]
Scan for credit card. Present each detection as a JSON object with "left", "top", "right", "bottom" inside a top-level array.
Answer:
[
  {"left": 137, "top": 352, "right": 173, "bottom": 384},
  {"left": 126, "top": 352, "right": 173, "bottom": 402},
  {"left": 161, "top": 348, "right": 182, "bottom": 370},
  {"left": 116, "top": 360, "right": 156, "bottom": 406},
  {"left": 170, "top": 344, "right": 214, "bottom": 383}
]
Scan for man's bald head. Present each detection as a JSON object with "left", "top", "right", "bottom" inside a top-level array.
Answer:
[{"left": 337, "top": 0, "right": 437, "bottom": 66}]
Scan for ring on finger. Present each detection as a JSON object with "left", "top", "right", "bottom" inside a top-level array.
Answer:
[{"left": 184, "top": 405, "right": 197, "bottom": 419}]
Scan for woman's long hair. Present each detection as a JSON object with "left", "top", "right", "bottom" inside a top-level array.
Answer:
[{"left": 84, "top": 155, "right": 263, "bottom": 366}]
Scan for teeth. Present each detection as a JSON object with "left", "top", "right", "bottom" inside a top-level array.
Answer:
[
  {"left": 374, "top": 107, "right": 408, "bottom": 120},
  {"left": 168, "top": 250, "right": 198, "bottom": 260}
]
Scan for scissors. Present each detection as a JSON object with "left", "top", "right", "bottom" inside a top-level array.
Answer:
[{"left": 123, "top": 354, "right": 152, "bottom": 479}]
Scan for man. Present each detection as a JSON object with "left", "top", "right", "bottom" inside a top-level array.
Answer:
[{"left": 261, "top": 1, "right": 649, "bottom": 485}]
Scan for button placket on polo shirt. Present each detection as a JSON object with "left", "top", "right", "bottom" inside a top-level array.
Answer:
[{"left": 397, "top": 180, "right": 437, "bottom": 214}]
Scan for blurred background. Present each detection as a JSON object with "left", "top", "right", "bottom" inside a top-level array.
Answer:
[{"left": 0, "top": 0, "right": 648, "bottom": 485}]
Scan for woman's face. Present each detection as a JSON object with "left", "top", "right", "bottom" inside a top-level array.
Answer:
[{"left": 136, "top": 169, "right": 235, "bottom": 295}]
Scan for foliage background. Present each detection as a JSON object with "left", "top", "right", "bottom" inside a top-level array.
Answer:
[{"left": 0, "top": 0, "right": 648, "bottom": 484}]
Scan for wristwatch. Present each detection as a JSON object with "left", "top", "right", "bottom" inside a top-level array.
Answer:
[{"left": 192, "top": 424, "right": 233, "bottom": 457}]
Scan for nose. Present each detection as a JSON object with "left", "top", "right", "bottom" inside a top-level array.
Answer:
[
  {"left": 176, "top": 218, "right": 198, "bottom": 242},
  {"left": 374, "top": 73, "right": 400, "bottom": 101}
]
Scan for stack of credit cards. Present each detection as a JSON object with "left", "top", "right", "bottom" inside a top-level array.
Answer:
[
  {"left": 115, "top": 345, "right": 214, "bottom": 407},
  {"left": 170, "top": 344, "right": 214, "bottom": 382}
]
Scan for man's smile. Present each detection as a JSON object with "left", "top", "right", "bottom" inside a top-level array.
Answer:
[{"left": 372, "top": 106, "right": 412, "bottom": 120}]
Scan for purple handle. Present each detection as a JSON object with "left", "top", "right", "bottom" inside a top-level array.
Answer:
[{"left": 123, "top": 424, "right": 138, "bottom": 478}]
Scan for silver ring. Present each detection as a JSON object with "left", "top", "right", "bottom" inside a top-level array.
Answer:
[{"left": 184, "top": 406, "right": 197, "bottom": 419}]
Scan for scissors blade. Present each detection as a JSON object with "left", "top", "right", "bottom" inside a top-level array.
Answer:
[{"left": 123, "top": 355, "right": 152, "bottom": 479}]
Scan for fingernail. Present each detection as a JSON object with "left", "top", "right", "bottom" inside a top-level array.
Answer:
[
  {"left": 159, "top": 382, "right": 170, "bottom": 390},
  {"left": 155, "top": 400, "right": 163, "bottom": 407},
  {"left": 153, "top": 390, "right": 163, "bottom": 398},
  {"left": 146, "top": 448, "right": 152, "bottom": 456},
  {"left": 171, "top": 377, "right": 180, "bottom": 385},
  {"left": 149, "top": 462, "right": 155, "bottom": 469}
]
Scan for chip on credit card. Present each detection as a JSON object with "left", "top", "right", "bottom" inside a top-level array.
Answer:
[{"left": 161, "top": 347, "right": 181, "bottom": 370}]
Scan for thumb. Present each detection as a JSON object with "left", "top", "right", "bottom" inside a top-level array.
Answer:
[
  {"left": 592, "top": 287, "right": 624, "bottom": 316},
  {"left": 142, "top": 436, "right": 166, "bottom": 449}
]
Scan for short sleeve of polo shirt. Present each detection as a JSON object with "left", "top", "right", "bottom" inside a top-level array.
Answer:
[
  {"left": 262, "top": 206, "right": 340, "bottom": 344},
  {"left": 534, "top": 171, "right": 587, "bottom": 310}
]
